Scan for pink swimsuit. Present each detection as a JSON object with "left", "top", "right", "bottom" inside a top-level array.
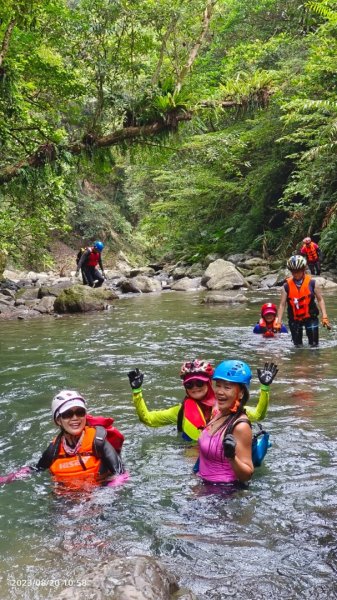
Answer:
[{"left": 198, "top": 428, "right": 237, "bottom": 483}]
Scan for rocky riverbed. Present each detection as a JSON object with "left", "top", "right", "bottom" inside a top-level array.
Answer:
[{"left": 1, "top": 252, "right": 337, "bottom": 320}]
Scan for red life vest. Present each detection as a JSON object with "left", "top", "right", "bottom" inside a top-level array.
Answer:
[
  {"left": 301, "top": 242, "right": 318, "bottom": 263},
  {"left": 86, "top": 414, "right": 124, "bottom": 452},
  {"left": 86, "top": 247, "right": 100, "bottom": 267},
  {"left": 286, "top": 275, "right": 316, "bottom": 321},
  {"left": 49, "top": 426, "right": 101, "bottom": 480}
]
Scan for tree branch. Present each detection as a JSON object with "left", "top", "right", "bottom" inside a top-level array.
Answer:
[
  {"left": 0, "top": 18, "right": 16, "bottom": 69},
  {"left": 151, "top": 15, "right": 179, "bottom": 86},
  {"left": 175, "top": 0, "right": 217, "bottom": 94}
]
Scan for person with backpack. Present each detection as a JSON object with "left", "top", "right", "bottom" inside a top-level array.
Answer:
[
  {"left": 300, "top": 237, "right": 321, "bottom": 275},
  {"left": 0, "top": 391, "right": 126, "bottom": 487},
  {"left": 128, "top": 359, "right": 278, "bottom": 442},
  {"left": 76, "top": 241, "right": 106, "bottom": 288},
  {"left": 197, "top": 360, "right": 258, "bottom": 484},
  {"left": 275, "top": 255, "right": 331, "bottom": 347}
]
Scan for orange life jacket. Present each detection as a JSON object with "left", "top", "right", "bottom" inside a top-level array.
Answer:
[
  {"left": 49, "top": 427, "right": 101, "bottom": 480},
  {"left": 286, "top": 275, "right": 317, "bottom": 321},
  {"left": 258, "top": 317, "right": 274, "bottom": 332},
  {"left": 302, "top": 242, "right": 319, "bottom": 263}
]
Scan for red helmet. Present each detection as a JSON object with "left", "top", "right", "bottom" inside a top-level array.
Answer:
[
  {"left": 303, "top": 237, "right": 311, "bottom": 244},
  {"left": 180, "top": 359, "right": 214, "bottom": 381},
  {"left": 261, "top": 303, "right": 277, "bottom": 317}
]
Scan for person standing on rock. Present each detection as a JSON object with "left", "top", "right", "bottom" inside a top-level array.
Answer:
[
  {"left": 275, "top": 255, "right": 331, "bottom": 347},
  {"left": 76, "top": 241, "right": 106, "bottom": 288},
  {"left": 300, "top": 237, "right": 321, "bottom": 275}
]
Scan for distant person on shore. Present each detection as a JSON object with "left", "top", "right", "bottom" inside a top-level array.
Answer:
[
  {"left": 253, "top": 303, "right": 288, "bottom": 337},
  {"left": 300, "top": 237, "right": 321, "bottom": 275},
  {"left": 275, "top": 255, "right": 331, "bottom": 347},
  {"left": 76, "top": 241, "right": 106, "bottom": 288}
]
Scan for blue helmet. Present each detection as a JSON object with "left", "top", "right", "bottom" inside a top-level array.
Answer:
[
  {"left": 93, "top": 240, "right": 104, "bottom": 252},
  {"left": 213, "top": 360, "right": 252, "bottom": 388}
]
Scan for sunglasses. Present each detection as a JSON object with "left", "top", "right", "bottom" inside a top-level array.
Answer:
[
  {"left": 184, "top": 380, "right": 206, "bottom": 389},
  {"left": 60, "top": 408, "right": 86, "bottom": 419}
]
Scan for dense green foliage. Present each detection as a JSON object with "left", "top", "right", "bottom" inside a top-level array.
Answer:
[{"left": 1, "top": 0, "right": 337, "bottom": 267}]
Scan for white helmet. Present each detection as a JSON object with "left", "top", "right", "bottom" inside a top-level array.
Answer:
[
  {"left": 287, "top": 255, "right": 307, "bottom": 271},
  {"left": 52, "top": 390, "right": 86, "bottom": 422}
]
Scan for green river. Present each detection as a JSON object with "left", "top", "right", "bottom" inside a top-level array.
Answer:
[{"left": 1, "top": 290, "right": 337, "bottom": 599}]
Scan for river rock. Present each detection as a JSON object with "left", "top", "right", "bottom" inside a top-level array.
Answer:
[
  {"left": 170, "top": 277, "right": 202, "bottom": 291},
  {"left": 313, "top": 276, "right": 337, "bottom": 289},
  {"left": 170, "top": 265, "right": 190, "bottom": 280},
  {"left": 56, "top": 556, "right": 197, "bottom": 600},
  {"left": 204, "top": 253, "right": 222, "bottom": 266},
  {"left": 203, "top": 291, "right": 248, "bottom": 303},
  {"left": 259, "top": 273, "right": 279, "bottom": 288},
  {"left": 226, "top": 253, "right": 248, "bottom": 265},
  {"left": 123, "top": 276, "right": 162, "bottom": 293},
  {"left": 34, "top": 296, "right": 56, "bottom": 314},
  {"left": 38, "top": 281, "right": 77, "bottom": 298},
  {"left": 186, "top": 263, "right": 204, "bottom": 278},
  {"left": 15, "top": 287, "right": 40, "bottom": 301},
  {"left": 201, "top": 259, "right": 246, "bottom": 290},
  {"left": 54, "top": 285, "right": 118, "bottom": 313},
  {"left": 129, "top": 266, "right": 156, "bottom": 277}
]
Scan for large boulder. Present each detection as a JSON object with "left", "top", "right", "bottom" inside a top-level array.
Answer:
[
  {"left": 171, "top": 277, "right": 202, "bottom": 291},
  {"left": 314, "top": 276, "right": 337, "bottom": 289},
  {"left": 54, "top": 285, "right": 118, "bottom": 313},
  {"left": 120, "top": 276, "right": 162, "bottom": 293},
  {"left": 56, "top": 556, "right": 197, "bottom": 600},
  {"left": 203, "top": 291, "right": 248, "bottom": 304},
  {"left": 129, "top": 266, "right": 156, "bottom": 277},
  {"left": 38, "top": 281, "right": 76, "bottom": 298},
  {"left": 201, "top": 259, "right": 247, "bottom": 290}
]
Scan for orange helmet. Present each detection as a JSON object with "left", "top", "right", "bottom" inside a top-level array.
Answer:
[
  {"left": 261, "top": 303, "right": 277, "bottom": 318},
  {"left": 303, "top": 237, "right": 311, "bottom": 244}
]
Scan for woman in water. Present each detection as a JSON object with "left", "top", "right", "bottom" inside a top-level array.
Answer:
[
  {"left": 128, "top": 359, "right": 277, "bottom": 442},
  {"left": 198, "top": 360, "right": 257, "bottom": 484}
]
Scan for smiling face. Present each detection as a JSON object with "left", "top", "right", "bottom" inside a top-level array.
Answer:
[
  {"left": 56, "top": 406, "right": 86, "bottom": 436},
  {"left": 213, "top": 380, "right": 243, "bottom": 414},
  {"left": 184, "top": 379, "right": 209, "bottom": 401},
  {"left": 264, "top": 313, "right": 275, "bottom": 324}
]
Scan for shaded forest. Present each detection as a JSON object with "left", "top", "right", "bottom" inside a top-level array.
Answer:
[{"left": 1, "top": 0, "right": 337, "bottom": 268}]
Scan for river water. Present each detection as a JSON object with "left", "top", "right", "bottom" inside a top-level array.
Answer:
[{"left": 1, "top": 290, "right": 337, "bottom": 599}]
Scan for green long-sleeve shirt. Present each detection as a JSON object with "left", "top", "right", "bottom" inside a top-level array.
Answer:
[{"left": 132, "top": 385, "right": 269, "bottom": 432}]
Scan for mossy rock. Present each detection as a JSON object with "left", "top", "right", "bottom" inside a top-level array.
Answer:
[{"left": 54, "top": 285, "right": 118, "bottom": 313}]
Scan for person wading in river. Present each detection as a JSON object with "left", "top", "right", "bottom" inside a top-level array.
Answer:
[
  {"left": 275, "top": 255, "right": 331, "bottom": 347},
  {"left": 197, "top": 360, "right": 255, "bottom": 484},
  {"left": 300, "top": 237, "right": 321, "bottom": 276},
  {"left": 253, "top": 303, "right": 288, "bottom": 337},
  {"left": 128, "top": 359, "right": 278, "bottom": 442}
]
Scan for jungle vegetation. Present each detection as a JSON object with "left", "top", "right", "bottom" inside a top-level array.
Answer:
[{"left": 1, "top": 0, "right": 337, "bottom": 268}]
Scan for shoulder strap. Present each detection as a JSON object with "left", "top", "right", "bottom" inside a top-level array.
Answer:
[
  {"left": 226, "top": 416, "right": 251, "bottom": 435},
  {"left": 36, "top": 432, "right": 63, "bottom": 470},
  {"left": 93, "top": 425, "right": 107, "bottom": 458}
]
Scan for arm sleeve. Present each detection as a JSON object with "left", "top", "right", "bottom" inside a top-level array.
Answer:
[
  {"left": 101, "top": 440, "right": 124, "bottom": 475},
  {"left": 132, "top": 390, "right": 181, "bottom": 427},
  {"left": 245, "top": 386, "right": 269, "bottom": 422},
  {"left": 253, "top": 324, "right": 262, "bottom": 334},
  {"left": 281, "top": 324, "right": 288, "bottom": 333}
]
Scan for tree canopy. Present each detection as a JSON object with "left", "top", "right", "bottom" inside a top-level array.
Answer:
[{"left": 1, "top": 0, "right": 337, "bottom": 267}]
